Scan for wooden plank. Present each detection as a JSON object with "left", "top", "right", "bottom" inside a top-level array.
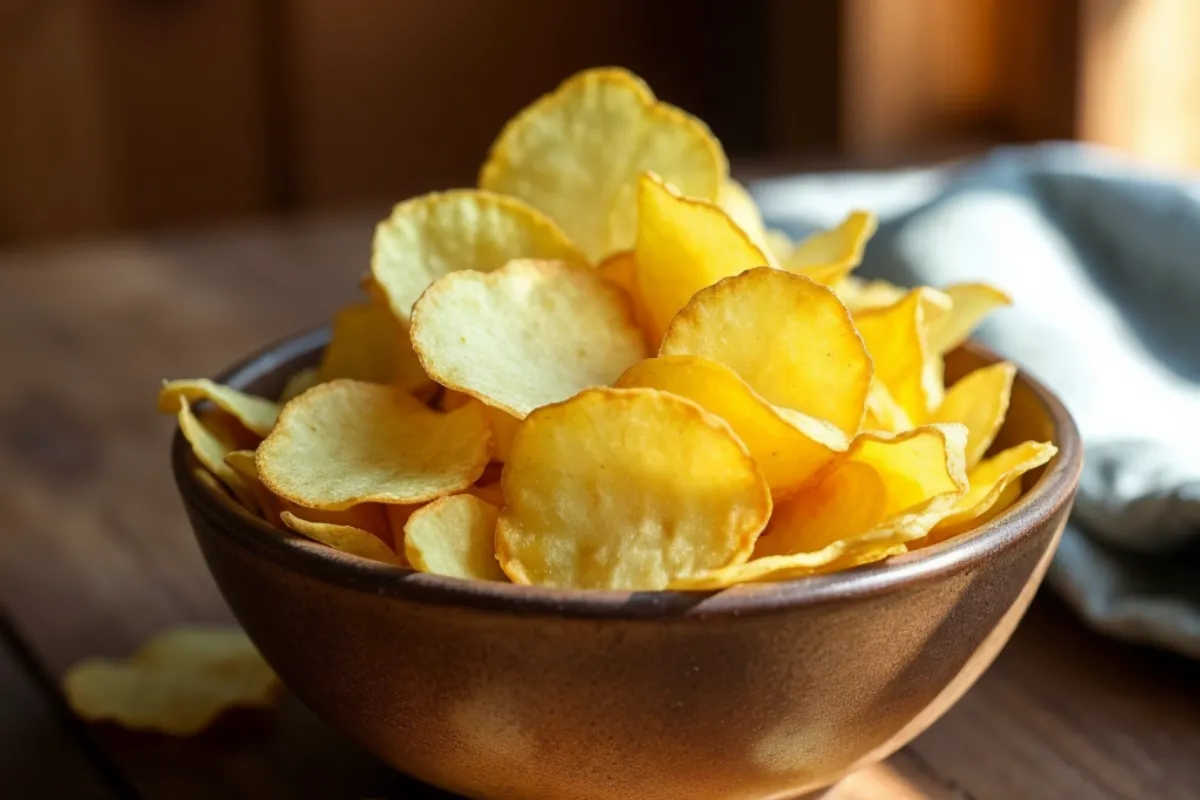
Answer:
[{"left": 0, "top": 614, "right": 121, "bottom": 798}]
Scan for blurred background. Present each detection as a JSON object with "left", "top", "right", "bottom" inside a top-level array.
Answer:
[{"left": 4, "top": 0, "right": 1196, "bottom": 244}]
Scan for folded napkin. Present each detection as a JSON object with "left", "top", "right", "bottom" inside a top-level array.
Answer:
[{"left": 751, "top": 143, "right": 1200, "bottom": 658}]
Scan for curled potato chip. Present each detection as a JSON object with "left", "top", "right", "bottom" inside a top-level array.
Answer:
[
  {"left": 616, "top": 356, "right": 846, "bottom": 498},
  {"left": 159, "top": 379, "right": 279, "bottom": 438},
  {"left": 932, "top": 362, "right": 1016, "bottom": 468},
  {"left": 370, "top": 189, "right": 584, "bottom": 328},
  {"left": 928, "top": 440, "right": 1057, "bottom": 543},
  {"left": 177, "top": 398, "right": 259, "bottom": 512},
  {"left": 660, "top": 268, "right": 872, "bottom": 437},
  {"left": 834, "top": 275, "right": 907, "bottom": 312},
  {"left": 479, "top": 67, "right": 726, "bottom": 262},
  {"left": 318, "top": 298, "right": 428, "bottom": 393},
  {"left": 404, "top": 494, "right": 506, "bottom": 581},
  {"left": 717, "top": 179, "right": 767, "bottom": 249},
  {"left": 864, "top": 379, "right": 914, "bottom": 433},
  {"left": 63, "top": 627, "right": 278, "bottom": 736},
  {"left": 756, "top": 424, "right": 969, "bottom": 559},
  {"left": 927, "top": 283, "right": 1012, "bottom": 355},
  {"left": 192, "top": 467, "right": 252, "bottom": 522},
  {"left": 670, "top": 541, "right": 908, "bottom": 590},
  {"left": 278, "top": 367, "right": 320, "bottom": 404},
  {"left": 496, "top": 387, "right": 771, "bottom": 590},
  {"left": 853, "top": 288, "right": 951, "bottom": 423},
  {"left": 763, "top": 228, "right": 795, "bottom": 263},
  {"left": 411, "top": 259, "right": 646, "bottom": 418},
  {"left": 256, "top": 380, "right": 490, "bottom": 509},
  {"left": 224, "top": 450, "right": 283, "bottom": 525},
  {"left": 634, "top": 173, "right": 770, "bottom": 342},
  {"left": 782, "top": 211, "right": 878, "bottom": 286},
  {"left": 280, "top": 511, "right": 398, "bottom": 564}
]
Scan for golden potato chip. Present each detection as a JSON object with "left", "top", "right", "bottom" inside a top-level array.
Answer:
[
  {"left": 834, "top": 275, "right": 907, "bottom": 312},
  {"left": 717, "top": 179, "right": 767, "bottom": 249},
  {"left": 411, "top": 259, "right": 646, "bottom": 418},
  {"left": 370, "top": 189, "right": 584, "bottom": 330},
  {"left": 404, "top": 494, "right": 506, "bottom": 581},
  {"left": 763, "top": 228, "right": 795, "bottom": 263},
  {"left": 782, "top": 211, "right": 878, "bottom": 286},
  {"left": 256, "top": 379, "right": 490, "bottom": 509},
  {"left": 496, "top": 387, "right": 771, "bottom": 589},
  {"left": 177, "top": 398, "right": 259, "bottom": 512},
  {"left": 616, "top": 356, "right": 846, "bottom": 498},
  {"left": 159, "top": 379, "right": 279, "bottom": 437},
  {"left": 853, "top": 288, "right": 951, "bottom": 423},
  {"left": 224, "top": 450, "right": 283, "bottom": 525},
  {"left": 634, "top": 173, "right": 770, "bottom": 342},
  {"left": 595, "top": 250, "right": 656, "bottom": 347},
  {"left": 756, "top": 424, "right": 969, "bottom": 558},
  {"left": 670, "top": 541, "right": 907, "bottom": 590},
  {"left": 280, "top": 511, "right": 398, "bottom": 564},
  {"left": 864, "top": 379, "right": 913, "bottom": 433},
  {"left": 931, "top": 362, "right": 1016, "bottom": 468},
  {"left": 63, "top": 627, "right": 278, "bottom": 736},
  {"left": 195, "top": 407, "right": 260, "bottom": 452},
  {"left": 318, "top": 300, "right": 426, "bottom": 392},
  {"left": 660, "top": 268, "right": 872, "bottom": 437},
  {"left": 467, "top": 481, "right": 505, "bottom": 507},
  {"left": 480, "top": 67, "right": 727, "bottom": 262},
  {"left": 485, "top": 406, "right": 520, "bottom": 462},
  {"left": 927, "top": 282, "right": 1012, "bottom": 355},
  {"left": 278, "top": 367, "right": 320, "bottom": 404},
  {"left": 928, "top": 440, "right": 1057, "bottom": 543},
  {"left": 192, "top": 467, "right": 251, "bottom": 521}
]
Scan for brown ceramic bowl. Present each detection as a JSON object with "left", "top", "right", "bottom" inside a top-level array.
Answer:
[{"left": 172, "top": 328, "right": 1081, "bottom": 800}]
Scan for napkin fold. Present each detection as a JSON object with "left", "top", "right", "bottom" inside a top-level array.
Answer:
[{"left": 752, "top": 143, "right": 1200, "bottom": 658}]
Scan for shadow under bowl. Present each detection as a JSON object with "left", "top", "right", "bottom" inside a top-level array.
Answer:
[{"left": 172, "top": 328, "right": 1082, "bottom": 800}]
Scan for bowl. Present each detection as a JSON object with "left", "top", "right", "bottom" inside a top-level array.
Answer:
[{"left": 172, "top": 327, "right": 1081, "bottom": 800}]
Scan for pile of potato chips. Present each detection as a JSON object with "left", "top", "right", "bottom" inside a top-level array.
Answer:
[{"left": 161, "top": 67, "right": 1056, "bottom": 592}]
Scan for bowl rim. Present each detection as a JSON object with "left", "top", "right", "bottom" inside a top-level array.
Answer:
[{"left": 172, "top": 326, "right": 1082, "bottom": 620}]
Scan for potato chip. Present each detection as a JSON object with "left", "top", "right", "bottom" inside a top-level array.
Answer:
[
  {"left": 927, "top": 440, "right": 1057, "bottom": 543},
  {"left": 479, "top": 67, "right": 726, "bottom": 262},
  {"left": 931, "top": 362, "right": 1016, "bottom": 468},
  {"left": 318, "top": 299, "right": 427, "bottom": 392},
  {"left": 192, "top": 467, "right": 251, "bottom": 521},
  {"left": 634, "top": 173, "right": 770, "bottom": 342},
  {"left": 467, "top": 481, "right": 505, "bottom": 508},
  {"left": 834, "top": 275, "right": 907, "bottom": 312},
  {"left": 404, "top": 494, "right": 506, "bottom": 581},
  {"left": 177, "top": 398, "right": 259, "bottom": 512},
  {"left": 496, "top": 387, "right": 771, "bottom": 589},
  {"left": 159, "top": 379, "right": 279, "bottom": 438},
  {"left": 256, "top": 380, "right": 490, "bottom": 509},
  {"left": 595, "top": 250, "right": 656, "bottom": 347},
  {"left": 756, "top": 424, "right": 969, "bottom": 558},
  {"left": 195, "top": 407, "right": 260, "bottom": 452},
  {"left": 616, "top": 356, "right": 846, "bottom": 498},
  {"left": 485, "top": 406, "right": 520, "bottom": 462},
  {"left": 63, "top": 627, "right": 278, "bottom": 736},
  {"left": 278, "top": 367, "right": 320, "bottom": 404},
  {"left": 660, "top": 268, "right": 872, "bottom": 437},
  {"left": 670, "top": 541, "right": 908, "bottom": 590},
  {"left": 717, "top": 179, "right": 767, "bottom": 249},
  {"left": 280, "top": 511, "right": 398, "bottom": 564},
  {"left": 926, "top": 282, "right": 1013, "bottom": 355},
  {"left": 763, "top": 228, "right": 795, "bottom": 263},
  {"left": 370, "top": 189, "right": 584, "bottom": 330},
  {"left": 224, "top": 450, "right": 283, "bottom": 525},
  {"left": 864, "top": 379, "right": 914, "bottom": 433},
  {"left": 410, "top": 259, "right": 646, "bottom": 418},
  {"left": 853, "top": 288, "right": 951, "bottom": 423},
  {"left": 782, "top": 211, "right": 878, "bottom": 286}
]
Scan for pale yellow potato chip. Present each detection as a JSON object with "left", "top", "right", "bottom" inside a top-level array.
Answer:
[
  {"left": 782, "top": 211, "right": 878, "bottom": 286},
  {"left": 927, "top": 282, "right": 1013, "bottom": 355},
  {"left": 928, "top": 440, "right": 1057, "bottom": 543},
  {"left": 931, "top": 362, "right": 1016, "bottom": 468},
  {"left": 280, "top": 511, "right": 398, "bottom": 564},
  {"left": 660, "top": 268, "right": 872, "bottom": 437},
  {"left": 834, "top": 275, "right": 907, "bottom": 312},
  {"left": 224, "top": 450, "right": 283, "bottom": 525},
  {"left": 318, "top": 299, "right": 427, "bottom": 392},
  {"left": 404, "top": 494, "right": 506, "bottom": 581},
  {"left": 159, "top": 379, "right": 279, "bottom": 438},
  {"left": 479, "top": 67, "right": 727, "bottom": 262},
  {"left": 864, "top": 379, "right": 914, "bottom": 433},
  {"left": 410, "top": 259, "right": 646, "bottom": 418},
  {"left": 256, "top": 380, "right": 490, "bottom": 510},
  {"left": 485, "top": 406, "right": 520, "bottom": 462},
  {"left": 496, "top": 387, "right": 771, "bottom": 590},
  {"left": 853, "top": 288, "right": 951, "bottom": 423},
  {"left": 717, "top": 179, "right": 767, "bottom": 249},
  {"left": 669, "top": 542, "right": 908, "bottom": 589},
  {"left": 63, "top": 627, "right": 278, "bottom": 736},
  {"left": 756, "top": 424, "right": 969, "bottom": 558},
  {"left": 192, "top": 467, "right": 252, "bottom": 521},
  {"left": 634, "top": 173, "right": 770, "bottom": 342},
  {"left": 595, "top": 250, "right": 656, "bottom": 347},
  {"left": 278, "top": 367, "right": 320, "bottom": 404},
  {"left": 763, "top": 228, "right": 795, "bottom": 263},
  {"left": 195, "top": 407, "right": 260, "bottom": 452},
  {"left": 177, "top": 398, "right": 259, "bottom": 512},
  {"left": 616, "top": 356, "right": 846, "bottom": 499},
  {"left": 370, "top": 189, "right": 584, "bottom": 328}
]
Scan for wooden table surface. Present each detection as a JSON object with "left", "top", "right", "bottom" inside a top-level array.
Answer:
[{"left": 2, "top": 211, "right": 1199, "bottom": 800}]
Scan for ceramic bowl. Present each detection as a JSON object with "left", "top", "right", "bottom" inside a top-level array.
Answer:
[{"left": 172, "top": 328, "right": 1082, "bottom": 800}]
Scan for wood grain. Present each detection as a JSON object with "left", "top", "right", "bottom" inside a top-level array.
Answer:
[{"left": 0, "top": 214, "right": 1197, "bottom": 799}]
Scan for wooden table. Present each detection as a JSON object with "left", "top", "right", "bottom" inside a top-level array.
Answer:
[{"left": 1, "top": 212, "right": 1198, "bottom": 800}]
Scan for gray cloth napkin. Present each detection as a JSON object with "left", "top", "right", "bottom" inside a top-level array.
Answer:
[{"left": 751, "top": 143, "right": 1200, "bottom": 658}]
